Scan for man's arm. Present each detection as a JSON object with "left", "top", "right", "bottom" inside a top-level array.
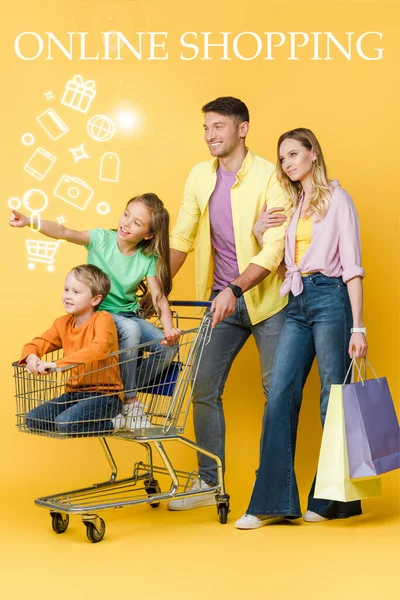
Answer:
[
  {"left": 170, "top": 249, "right": 188, "bottom": 279},
  {"left": 211, "top": 172, "right": 291, "bottom": 328},
  {"left": 211, "top": 264, "right": 269, "bottom": 327},
  {"left": 170, "top": 169, "right": 201, "bottom": 278}
]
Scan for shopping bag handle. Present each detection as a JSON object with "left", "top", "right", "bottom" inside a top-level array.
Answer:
[{"left": 343, "top": 357, "right": 380, "bottom": 387}]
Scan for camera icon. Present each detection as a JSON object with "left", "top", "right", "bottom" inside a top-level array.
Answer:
[{"left": 53, "top": 175, "right": 94, "bottom": 210}]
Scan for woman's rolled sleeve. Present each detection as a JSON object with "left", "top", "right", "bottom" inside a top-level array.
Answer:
[{"left": 339, "top": 195, "right": 365, "bottom": 282}]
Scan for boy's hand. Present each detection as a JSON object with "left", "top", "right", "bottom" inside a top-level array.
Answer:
[
  {"left": 25, "top": 354, "right": 41, "bottom": 374},
  {"left": 36, "top": 361, "right": 57, "bottom": 374},
  {"left": 161, "top": 328, "right": 181, "bottom": 346},
  {"left": 9, "top": 210, "right": 30, "bottom": 228}
]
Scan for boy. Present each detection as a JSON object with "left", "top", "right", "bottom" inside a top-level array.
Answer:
[{"left": 21, "top": 264, "right": 124, "bottom": 436}]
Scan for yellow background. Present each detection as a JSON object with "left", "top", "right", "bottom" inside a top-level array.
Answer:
[{"left": 0, "top": 1, "right": 399, "bottom": 599}]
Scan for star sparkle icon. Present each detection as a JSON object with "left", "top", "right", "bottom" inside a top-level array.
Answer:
[
  {"left": 68, "top": 143, "right": 90, "bottom": 163},
  {"left": 44, "top": 90, "right": 55, "bottom": 100},
  {"left": 56, "top": 215, "right": 66, "bottom": 225}
]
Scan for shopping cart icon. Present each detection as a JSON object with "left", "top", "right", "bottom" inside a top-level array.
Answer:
[{"left": 26, "top": 239, "right": 61, "bottom": 272}]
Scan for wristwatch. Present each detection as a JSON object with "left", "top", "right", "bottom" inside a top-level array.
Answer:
[{"left": 227, "top": 283, "right": 243, "bottom": 298}]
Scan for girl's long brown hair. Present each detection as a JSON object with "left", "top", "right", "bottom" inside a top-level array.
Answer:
[
  {"left": 276, "top": 128, "right": 332, "bottom": 220},
  {"left": 126, "top": 193, "right": 172, "bottom": 315}
]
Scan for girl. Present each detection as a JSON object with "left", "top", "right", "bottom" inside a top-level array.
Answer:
[
  {"left": 10, "top": 192, "right": 181, "bottom": 430},
  {"left": 235, "top": 128, "right": 367, "bottom": 529}
]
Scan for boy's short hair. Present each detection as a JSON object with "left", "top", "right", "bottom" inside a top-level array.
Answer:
[
  {"left": 202, "top": 96, "right": 250, "bottom": 124},
  {"left": 71, "top": 264, "right": 111, "bottom": 303}
]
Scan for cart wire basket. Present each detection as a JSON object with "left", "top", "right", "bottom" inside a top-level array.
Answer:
[{"left": 13, "top": 301, "right": 230, "bottom": 542}]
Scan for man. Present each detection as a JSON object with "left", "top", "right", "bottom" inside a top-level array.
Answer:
[{"left": 168, "top": 97, "right": 291, "bottom": 510}]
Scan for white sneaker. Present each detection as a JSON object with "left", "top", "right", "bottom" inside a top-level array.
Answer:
[
  {"left": 124, "top": 401, "right": 152, "bottom": 430},
  {"left": 235, "top": 514, "right": 285, "bottom": 529},
  {"left": 303, "top": 510, "right": 328, "bottom": 522},
  {"left": 167, "top": 478, "right": 216, "bottom": 511},
  {"left": 111, "top": 413, "right": 126, "bottom": 430}
]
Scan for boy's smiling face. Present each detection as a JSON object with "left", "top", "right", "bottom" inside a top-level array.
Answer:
[{"left": 62, "top": 271, "right": 102, "bottom": 317}]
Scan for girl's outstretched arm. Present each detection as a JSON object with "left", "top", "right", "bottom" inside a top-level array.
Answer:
[
  {"left": 9, "top": 210, "right": 89, "bottom": 245},
  {"left": 147, "top": 276, "right": 180, "bottom": 346}
]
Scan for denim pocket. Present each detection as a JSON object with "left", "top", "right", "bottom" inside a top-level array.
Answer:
[{"left": 309, "top": 274, "right": 341, "bottom": 289}]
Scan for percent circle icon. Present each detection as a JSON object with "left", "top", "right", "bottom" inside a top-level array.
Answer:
[{"left": 87, "top": 115, "right": 115, "bottom": 142}]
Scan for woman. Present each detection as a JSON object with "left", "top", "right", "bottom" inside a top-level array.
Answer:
[{"left": 236, "top": 128, "right": 367, "bottom": 529}]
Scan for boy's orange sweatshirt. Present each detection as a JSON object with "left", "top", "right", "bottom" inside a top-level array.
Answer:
[{"left": 20, "top": 311, "right": 124, "bottom": 396}]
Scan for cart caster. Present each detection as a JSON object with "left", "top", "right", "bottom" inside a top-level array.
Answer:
[
  {"left": 50, "top": 512, "right": 69, "bottom": 534},
  {"left": 83, "top": 517, "right": 106, "bottom": 543},
  {"left": 145, "top": 479, "right": 161, "bottom": 508},
  {"left": 217, "top": 504, "right": 229, "bottom": 524}
]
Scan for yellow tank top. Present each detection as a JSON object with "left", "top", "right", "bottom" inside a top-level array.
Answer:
[{"left": 295, "top": 217, "right": 312, "bottom": 269}]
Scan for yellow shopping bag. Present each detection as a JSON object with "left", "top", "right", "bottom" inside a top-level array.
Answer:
[{"left": 314, "top": 385, "right": 382, "bottom": 502}]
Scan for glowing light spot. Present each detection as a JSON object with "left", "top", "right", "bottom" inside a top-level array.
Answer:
[{"left": 117, "top": 111, "right": 137, "bottom": 130}]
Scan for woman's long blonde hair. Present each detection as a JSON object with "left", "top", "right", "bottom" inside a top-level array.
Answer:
[
  {"left": 276, "top": 128, "right": 331, "bottom": 220},
  {"left": 126, "top": 193, "right": 172, "bottom": 315}
]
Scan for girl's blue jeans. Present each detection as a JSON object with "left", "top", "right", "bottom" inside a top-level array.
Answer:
[
  {"left": 111, "top": 312, "right": 178, "bottom": 398},
  {"left": 247, "top": 273, "right": 362, "bottom": 519}
]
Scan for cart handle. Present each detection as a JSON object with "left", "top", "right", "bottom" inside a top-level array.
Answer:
[{"left": 169, "top": 300, "right": 212, "bottom": 308}]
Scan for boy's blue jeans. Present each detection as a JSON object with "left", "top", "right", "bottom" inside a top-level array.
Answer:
[
  {"left": 111, "top": 312, "right": 178, "bottom": 398},
  {"left": 247, "top": 273, "right": 362, "bottom": 519},
  {"left": 26, "top": 391, "right": 122, "bottom": 436},
  {"left": 193, "top": 292, "right": 286, "bottom": 486}
]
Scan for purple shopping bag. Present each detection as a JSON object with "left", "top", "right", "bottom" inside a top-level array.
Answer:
[{"left": 343, "top": 361, "right": 400, "bottom": 478}]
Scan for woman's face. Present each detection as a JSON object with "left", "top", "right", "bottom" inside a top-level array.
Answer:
[{"left": 279, "top": 138, "right": 316, "bottom": 183}]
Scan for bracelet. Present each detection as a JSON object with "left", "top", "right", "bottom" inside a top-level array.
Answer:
[{"left": 351, "top": 327, "right": 367, "bottom": 335}]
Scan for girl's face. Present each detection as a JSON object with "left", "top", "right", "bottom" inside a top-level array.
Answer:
[
  {"left": 279, "top": 138, "right": 316, "bottom": 183},
  {"left": 117, "top": 201, "right": 154, "bottom": 245}
]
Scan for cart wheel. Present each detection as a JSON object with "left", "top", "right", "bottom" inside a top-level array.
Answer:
[
  {"left": 51, "top": 512, "right": 69, "bottom": 534},
  {"left": 85, "top": 518, "right": 106, "bottom": 543},
  {"left": 218, "top": 504, "right": 229, "bottom": 524},
  {"left": 145, "top": 479, "right": 161, "bottom": 508}
]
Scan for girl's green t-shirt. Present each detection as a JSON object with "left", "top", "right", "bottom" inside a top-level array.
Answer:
[{"left": 85, "top": 228, "right": 157, "bottom": 314}]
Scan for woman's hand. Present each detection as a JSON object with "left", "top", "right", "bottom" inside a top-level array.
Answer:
[
  {"left": 348, "top": 333, "right": 368, "bottom": 359},
  {"left": 161, "top": 328, "right": 181, "bottom": 346},
  {"left": 253, "top": 203, "right": 287, "bottom": 246},
  {"left": 9, "top": 210, "right": 30, "bottom": 227}
]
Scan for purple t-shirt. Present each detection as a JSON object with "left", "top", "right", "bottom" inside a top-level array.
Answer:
[{"left": 209, "top": 167, "right": 239, "bottom": 290}]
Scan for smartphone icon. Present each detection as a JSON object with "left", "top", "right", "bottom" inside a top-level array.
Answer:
[
  {"left": 24, "top": 147, "right": 57, "bottom": 180},
  {"left": 36, "top": 109, "right": 69, "bottom": 140}
]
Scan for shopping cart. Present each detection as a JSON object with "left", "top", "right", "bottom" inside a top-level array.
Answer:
[
  {"left": 12, "top": 301, "right": 230, "bottom": 543},
  {"left": 26, "top": 239, "right": 61, "bottom": 272}
]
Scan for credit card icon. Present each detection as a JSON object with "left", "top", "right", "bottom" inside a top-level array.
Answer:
[
  {"left": 24, "top": 147, "right": 57, "bottom": 180},
  {"left": 36, "top": 109, "right": 69, "bottom": 140}
]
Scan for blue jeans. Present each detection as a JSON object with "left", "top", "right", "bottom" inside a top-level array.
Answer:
[
  {"left": 247, "top": 273, "right": 362, "bottom": 519},
  {"left": 111, "top": 312, "right": 178, "bottom": 398},
  {"left": 193, "top": 291, "right": 286, "bottom": 485},
  {"left": 26, "top": 391, "right": 122, "bottom": 436}
]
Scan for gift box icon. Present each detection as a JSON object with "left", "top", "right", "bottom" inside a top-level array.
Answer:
[{"left": 61, "top": 74, "right": 96, "bottom": 114}]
